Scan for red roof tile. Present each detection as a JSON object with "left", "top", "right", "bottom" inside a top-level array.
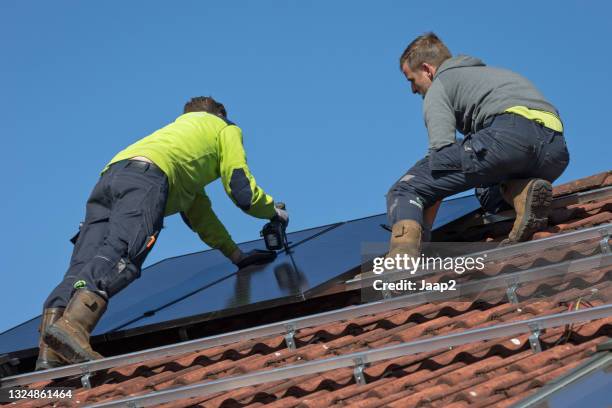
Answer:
[{"left": 552, "top": 171, "right": 612, "bottom": 196}]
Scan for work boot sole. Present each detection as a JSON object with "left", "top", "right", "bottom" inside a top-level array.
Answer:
[
  {"left": 44, "top": 325, "right": 103, "bottom": 364},
  {"left": 503, "top": 179, "right": 552, "bottom": 245}
]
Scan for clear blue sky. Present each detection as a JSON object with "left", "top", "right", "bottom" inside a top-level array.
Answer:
[{"left": 0, "top": 1, "right": 610, "bottom": 334}]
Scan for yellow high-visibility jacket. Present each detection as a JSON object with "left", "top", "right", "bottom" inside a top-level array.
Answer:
[{"left": 103, "top": 112, "right": 276, "bottom": 257}]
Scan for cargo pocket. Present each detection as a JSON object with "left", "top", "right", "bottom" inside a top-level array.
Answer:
[
  {"left": 429, "top": 143, "right": 462, "bottom": 172},
  {"left": 125, "top": 209, "right": 156, "bottom": 261},
  {"left": 132, "top": 228, "right": 160, "bottom": 265},
  {"left": 106, "top": 218, "right": 158, "bottom": 298},
  {"left": 105, "top": 258, "right": 142, "bottom": 297},
  {"left": 460, "top": 132, "right": 492, "bottom": 174}
]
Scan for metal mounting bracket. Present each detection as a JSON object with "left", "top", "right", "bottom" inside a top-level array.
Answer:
[
  {"left": 353, "top": 357, "right": 367, "bottom": 385},
  {"left": 528, "top": 323, "right": 542, "bottom": 353},
  {"left": 599, "top": 229, "right": 611, "bottom": 254},
  {"left": 80, "top": 372, "right": 93, "bottom": 389},
  {"left": 506, "top": 284, "right": 519, "bottom": 304},
  {"left": 284, "top": 324, "right": 297, "bottom": 351}
]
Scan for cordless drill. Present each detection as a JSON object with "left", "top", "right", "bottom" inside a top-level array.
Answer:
[{"left": 261, "top": 203, "right": 289, "bottom": 252}]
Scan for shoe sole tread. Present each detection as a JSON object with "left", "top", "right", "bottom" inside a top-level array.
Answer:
[
  {"left": 44, "top": 325, "right": 100, "bottom": 364},
  {"left": 508, "top": 179, "right": 553, "bottom": 243}
]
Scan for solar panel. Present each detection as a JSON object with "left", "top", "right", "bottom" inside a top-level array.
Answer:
[
  {"left": 117, "top": 252, "right": 303, "bottom": 332},
  {"left": 114, "top": 213, "right": 388, "bottom": 332},
  {"left": 0, "top": 196, "right": 480, "bottom": 356},
  {"left": 114, "top": 196, "right": 480, "bottom": 333},
  {"left": 515, "top": 349, "right": 612, "bottom": 408},
  {"left": 98, "top": 223, "right": 338, "bottom": 333},
  {"left": 0, "top": 225, "right": 337, "bottom": 355},
  {"left": 0, "top": 318, "right": 39, "bottom": 356},
  {"left": 431, "top": 194, "right": 480, "bottom": 228}
]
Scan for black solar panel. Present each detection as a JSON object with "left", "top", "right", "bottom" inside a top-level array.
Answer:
[
  {"left": 0, "top": 224, "right": 339, "bottom": 353},
  {"left": 106, "top": 223, "right": 338, "bottom": 332},
  {"left": 431, "top": 194, "right": 479, "bottom": 228},
  {"left": 0, "top": 318, "right": 39, "bottom": 356},
  {"left": 0, "top": 195, "right": 481, "bottom": 355},
  {"left": 116, "top": 214, "right": 390, "bottom": 332},
  {"left": 112, "top": 196, "right": 481, "bottom": 333}
]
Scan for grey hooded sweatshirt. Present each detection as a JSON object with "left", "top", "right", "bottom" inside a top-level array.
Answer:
[{"left": 423, "top": 55, "right": 559, "bottom": 151}]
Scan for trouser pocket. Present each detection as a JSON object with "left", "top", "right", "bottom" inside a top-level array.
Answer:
[
  {"left": 103, "top": 225, "right": 159, "bottom": 298},
  {"left": 104, "top": 258, "right": 142, "bottom": 297},
  {"left": 537, "top": 133, "right": 570, "bottom": 182},
  {"left": 429, "top": 143, "right": 463, "bottom": 172},
  {"left": 132, "top": 227, "right": 160, "bottom": 264},
  {"left": 428, "top": 130, "right": 492, "bottom": 175}
]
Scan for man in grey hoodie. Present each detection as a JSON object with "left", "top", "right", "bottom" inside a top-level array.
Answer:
[{"left": 386, "top": 32, "right": 569, "bottom": 257}]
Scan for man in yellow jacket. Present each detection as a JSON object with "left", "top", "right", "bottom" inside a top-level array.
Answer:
[{"left": 37, "top": 96, "right": 288, "bottom": 369}]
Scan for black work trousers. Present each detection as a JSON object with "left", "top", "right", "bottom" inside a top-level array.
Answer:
[
  {"left": 386, "top": 113, "right": 570, "bottom": 226},
  {"left": 44, "top": 160, "right": 168, "bottom": 308}
]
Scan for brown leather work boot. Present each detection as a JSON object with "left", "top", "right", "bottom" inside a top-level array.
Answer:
[
  {"left": 501, "top": 178, "right": 552, "bottom": 244},
  {"left": 387, "top": 219, "right": 422, "bottom": 261},
  {"left": 44, "top": 289, "right": 107, "bottom": 364},
  {"left": 35, "top": 308, "right": 66, "bottom": 370}
]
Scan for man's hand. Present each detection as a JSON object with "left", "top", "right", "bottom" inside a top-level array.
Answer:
[
  {"left": 273, "top": 206, "right": 289, "bottom": 227},
  {"left": 229, "top": 248, "right": 277, "bottom": 269}
]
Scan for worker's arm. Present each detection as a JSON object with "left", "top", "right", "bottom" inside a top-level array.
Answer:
[
  {"left": 181, "top": 190, "right": 238, "bottom": 258},
  {"left": 423, "top": 80, "right": 456, "bottom": 151},
  {"left": 423, "top": 80, "right": 461, "bottom": 172},
  {"left": 218, "top": 124, "right": 276, "bottom": 220},
  {"left": 181, "top": 192, "right": 277, "bottom": 267}
]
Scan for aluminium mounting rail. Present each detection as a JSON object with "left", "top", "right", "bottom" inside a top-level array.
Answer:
[
  {"left": 2, "top": 250, "right": 609, "bottom": 389},
  {"left": 467, "top": 222, "right": 611, "bottom": 263},
  {"left": 552, "top": 185, "right": 612, "bottom": 209},
  {"left": 450, "top": 185, "right": 612, "bottom": 231},
  {"left": 87, "top": 304, "right": 612, "bottom": 408}
]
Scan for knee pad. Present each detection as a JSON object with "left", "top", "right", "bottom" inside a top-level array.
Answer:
[{"left": 386, "top": 181, "right": 424, "bottom": 226}]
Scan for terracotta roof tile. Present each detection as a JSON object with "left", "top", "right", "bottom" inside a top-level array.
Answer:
[{"left": 552, "top": 171, "right": 612, "bottom": 196}]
